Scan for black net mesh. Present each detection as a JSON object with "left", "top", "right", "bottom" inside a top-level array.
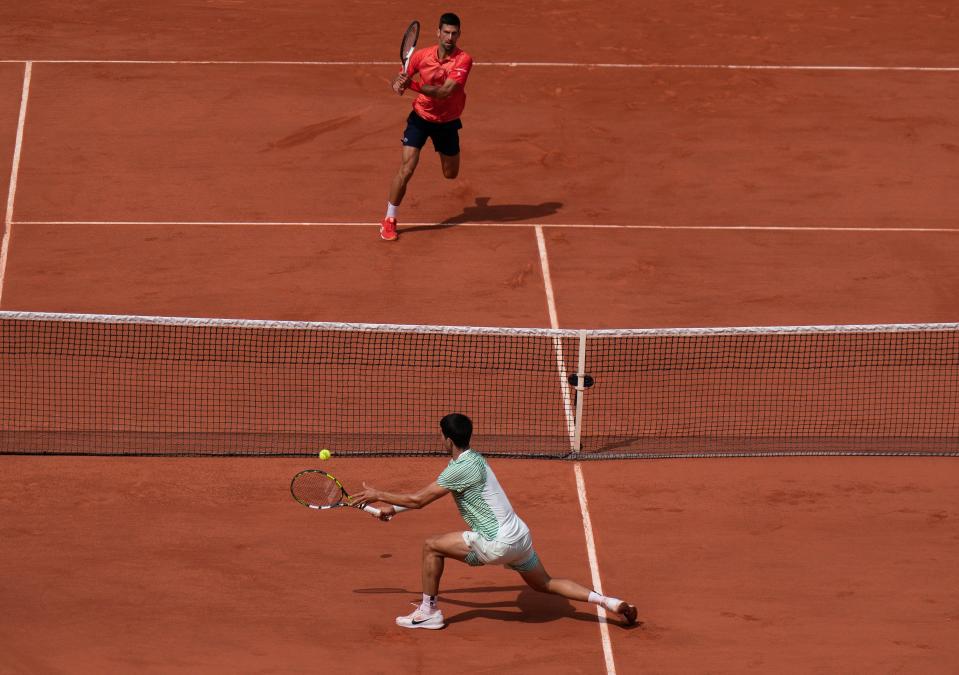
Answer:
[{"left": 2, "top": 312, "right": 957, "bottom": 458}]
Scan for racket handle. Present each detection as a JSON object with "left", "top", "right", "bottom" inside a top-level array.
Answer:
[{"left": 362, "top": 504, "right": 382, "bottom": 517}]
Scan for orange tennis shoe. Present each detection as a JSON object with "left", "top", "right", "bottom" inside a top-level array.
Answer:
[{"left": 380, "top": 217, "right": 398, "bottom": 241}]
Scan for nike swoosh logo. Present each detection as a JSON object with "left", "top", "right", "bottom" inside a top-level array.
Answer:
[{"left": 411, "top": 617, "right": 433, "bottom": 625}]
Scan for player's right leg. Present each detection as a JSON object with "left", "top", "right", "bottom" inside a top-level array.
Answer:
[
  {"left": 382, "top": 112, "right": 428, "bottom": 241},
  {"left": 389, "top": 145, "right": 421, "bottom": 207},
  {"left": 396, "top": 531, "right": 470, "bottom": 630},
  {"left": 381, "top": 146, "right": 420, "bottom": 241},
  {"left": 517, "top": 559, "right": 638, "bottom": 626}
]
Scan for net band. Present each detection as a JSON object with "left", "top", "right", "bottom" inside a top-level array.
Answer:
[{"left": 2, "top": 311, "right": 958, "bottom": 458}]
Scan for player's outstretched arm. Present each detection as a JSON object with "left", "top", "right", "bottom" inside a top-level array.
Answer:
[{"left": 350, "top": 481, "right": 449, "bottom": 510}]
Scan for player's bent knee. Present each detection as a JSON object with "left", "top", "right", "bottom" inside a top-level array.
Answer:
[
  {"left": 528, "top": 579, "right": 548, "bottom": 592},
  {"left": 423, "top": 535, "right": 446, "bottom": 555},
  {"left": 440, "top": 154, "right": 459, "bottom": 180},
  {"left": 521, "top": 570, "right": 551, "bottom": 593}
]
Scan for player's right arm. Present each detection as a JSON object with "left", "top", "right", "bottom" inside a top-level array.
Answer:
[
  {"left": 392, "top": 48, "right": 424, "bottom": 95},
  {"left": 350, "top": 481, "right": 449, "bottom": 509},
  {"left": 392, "top": 72, "right": 411, "bottom": 94}
]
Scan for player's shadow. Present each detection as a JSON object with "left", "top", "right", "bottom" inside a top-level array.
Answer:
[
  {"left": 352, "top": 585, "right": 641, "bottom": 628},
  {"left": 400, "top": 197, "right": 563, "bottom": 234}
]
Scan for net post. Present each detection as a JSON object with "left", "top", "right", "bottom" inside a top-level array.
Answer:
[{"left": 570, "top": 330, "right": 588, "bottom": 455}]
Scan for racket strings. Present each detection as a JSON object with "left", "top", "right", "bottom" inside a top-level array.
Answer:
[
  {"left": 401, "top": 21, "right": 419, "bottom": 63},
  {"left": 294, "top": 472, "right": 344, "bottom": 506}
]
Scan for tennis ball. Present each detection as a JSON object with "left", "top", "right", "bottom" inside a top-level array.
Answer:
[{"left": 319, "top": 449, "right": 331, "bottom": 460}]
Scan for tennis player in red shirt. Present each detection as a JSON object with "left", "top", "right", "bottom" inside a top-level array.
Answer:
[{"left": 380, "top": 13, "right": 473, "bottom": 241}]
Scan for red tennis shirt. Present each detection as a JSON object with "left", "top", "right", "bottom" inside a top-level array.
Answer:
[{"left": 408, "top": 46, "right": 473, "bottom": 123}]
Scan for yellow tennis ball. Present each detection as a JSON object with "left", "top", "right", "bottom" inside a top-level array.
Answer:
[{"left": 319, "top": 449, "right": 331, "bottom": 460}]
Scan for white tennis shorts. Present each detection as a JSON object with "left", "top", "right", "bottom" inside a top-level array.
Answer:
[{"left": 462, "top": 530, "right": 540, "bottom": 572}]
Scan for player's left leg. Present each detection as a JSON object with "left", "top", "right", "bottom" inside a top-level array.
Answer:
[
  {"left": 440, "top": 152, "right": 460, "bottom": 179},
  {"left": 433, "top": 118, "right": 462, "bottom": 180},
  {"left": 517, "top": 558, "right": 638, "bottom": 626}
]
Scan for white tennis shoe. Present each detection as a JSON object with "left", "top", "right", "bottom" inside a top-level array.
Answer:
[{"left": 395, "top": 604, "right": 445, "bottom": 630}]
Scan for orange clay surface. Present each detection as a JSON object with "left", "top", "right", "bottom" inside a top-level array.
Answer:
[
  {"left": 2, "top": 457, "right": 958, "bottom": 674},
  {"left": 2, "top": 2, "right": 959, "bottom": 673}
]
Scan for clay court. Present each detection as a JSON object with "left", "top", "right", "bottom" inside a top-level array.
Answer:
[{"left": 2, "top": 2, "right": 959, "bottom": 673}]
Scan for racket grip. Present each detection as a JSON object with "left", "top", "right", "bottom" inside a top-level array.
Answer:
[{"left": 362, "top": 504, "right": 382, "bottom": 517}]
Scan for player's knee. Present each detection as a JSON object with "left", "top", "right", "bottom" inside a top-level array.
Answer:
[
  {"left": 423, "top": 536, "right": 440, "bottom": 554},
  {"left": 523, "top": 572, "right": 551, "bottom": 593}
]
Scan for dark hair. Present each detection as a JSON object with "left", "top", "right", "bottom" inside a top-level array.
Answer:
[
  {"left": 440, "top": 413, "right": 472, "bottom": 448},
  {"left": 439, "top": 12, "right": 461, "bottom": 29}
]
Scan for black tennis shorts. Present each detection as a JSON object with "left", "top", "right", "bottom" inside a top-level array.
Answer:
[{"left": 402, "top": 111, "right": 463, "bottom": 156}]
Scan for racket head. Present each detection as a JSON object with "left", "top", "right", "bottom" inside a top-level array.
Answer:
[
  {"left": 400, "top": 20, "right": 420, "bottom": 73},
  {"left": 290, "top": 469, "right": 349, "bottom": 510}
]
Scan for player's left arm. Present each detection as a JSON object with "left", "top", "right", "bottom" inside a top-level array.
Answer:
[
  {"left": 409, "top": 54, "right": 473, "bottom": 99},
  {"left": 350, "top": 481, "right": 449, "bottom": 510},
  {"left": 411, "top": 78, "right": 460, "bottom": 99}
]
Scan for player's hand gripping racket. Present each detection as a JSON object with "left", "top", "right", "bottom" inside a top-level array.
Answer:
[
  {"left": 290, "top": 469, "right": 406, "bottom": 520},
  {"left": 400, "top": 20, "right": 420, "bottom": 74}
]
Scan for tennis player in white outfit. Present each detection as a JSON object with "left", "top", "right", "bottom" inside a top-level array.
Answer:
[{"left": 350, "top": 413, "right": 638, "bottom": 630}]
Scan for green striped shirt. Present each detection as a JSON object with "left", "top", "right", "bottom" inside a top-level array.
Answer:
[{"left": 437, "top": 450, "right": 529, "bottom": 543}]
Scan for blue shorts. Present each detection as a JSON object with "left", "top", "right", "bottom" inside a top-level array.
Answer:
[{"left": 402, "top": 111, "right": 463, "bottom": 156}]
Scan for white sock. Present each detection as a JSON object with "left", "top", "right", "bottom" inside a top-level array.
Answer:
[
  {"left": 420, "top": 593, "right": 437, "bottom": 612},
  {"left": 588, "top": 591, "right": 624, "bottom": 613},
  {"left": 386, "top": 202, "right": 398, "bottom": 219}
]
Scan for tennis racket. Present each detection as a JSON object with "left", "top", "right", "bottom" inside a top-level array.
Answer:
[
  {"left": 400, "top": 20, "right": 420, "bottom": 74},
  {"left": 290, "top": 469, "right": 406, "bottom": 519}
]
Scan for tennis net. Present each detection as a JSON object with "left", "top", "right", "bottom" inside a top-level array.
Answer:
[{"left": 1, "top": 311, "right": 957, "bottom": 458}]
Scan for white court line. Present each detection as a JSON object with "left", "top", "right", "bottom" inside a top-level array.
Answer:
[
  {"left": 535, "top": 224, "right": 617, "bottom": 675},
  {"left": 575, "top": 463, "right": 617, "bottom": 675},
  {"left": 1, "top": 58, "right": 958, "bottom": 71},
  {"left": 535, "top": 225, "right": 577, "bottom": 442},
  {"left": 535, "top": 225, "right": 561, "bottom": 329},
  {"left": 0, "top": 61, "right": 32, "bottom": 307},
  {"left": 13, "top": 220, "right": 959, "bottom": 233}
]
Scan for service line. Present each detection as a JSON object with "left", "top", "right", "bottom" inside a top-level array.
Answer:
[{"left": 1, "top": 58, "right": 958, "bottom": 72}]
